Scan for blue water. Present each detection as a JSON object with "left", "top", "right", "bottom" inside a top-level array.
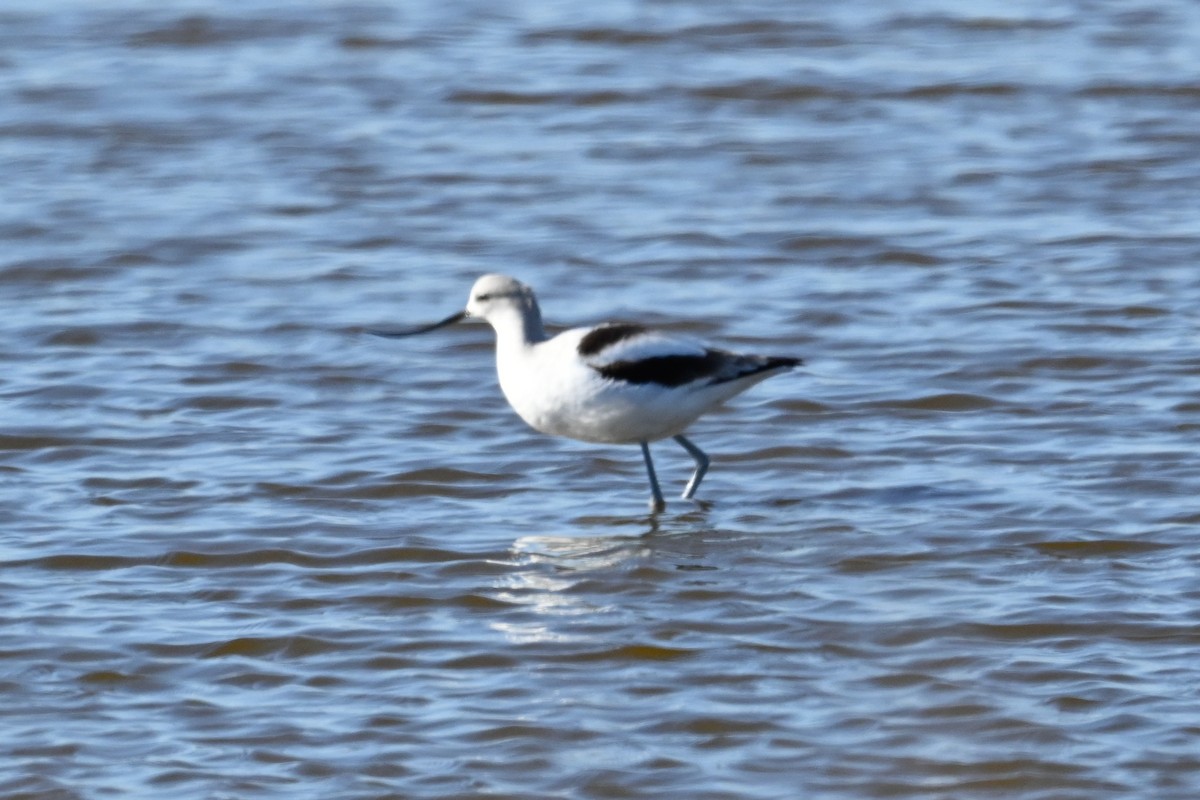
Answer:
[{"left": 3, "top": 1, "right": 1200, "bottom": 797}]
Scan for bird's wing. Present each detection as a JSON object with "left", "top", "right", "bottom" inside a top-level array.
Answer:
[{"left": 576, "top": 324, "right": 707, "bottom": 368}]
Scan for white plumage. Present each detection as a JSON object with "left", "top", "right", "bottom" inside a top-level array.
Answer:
[{"left": 372, "top": 274, "right": 801, "bottom": 511}]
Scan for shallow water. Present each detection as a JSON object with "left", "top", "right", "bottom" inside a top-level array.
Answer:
[{"left": 3, "top": 1, "right": 1200, "bottom": 797}]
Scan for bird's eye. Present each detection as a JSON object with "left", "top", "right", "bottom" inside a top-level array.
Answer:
[{"left": 474, "top": 293, "right": 492, "bottom": 302}]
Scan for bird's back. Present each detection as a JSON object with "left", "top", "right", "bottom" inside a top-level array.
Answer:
[{"left": 496, "top": 323, "right": 798, "bottom": 445}]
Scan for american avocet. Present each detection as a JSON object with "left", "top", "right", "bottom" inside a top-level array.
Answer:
[{"left": 371, "top": 274, "right": 800, "bottom": 511}]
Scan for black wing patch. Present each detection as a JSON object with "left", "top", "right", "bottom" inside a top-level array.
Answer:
[
  {"left": 596, "top": 352, "right": 801, "bottom": 388},
  {"left": 576, "top": 323, "right": 649, "bottom": 357},
  {"left": 596, "top": 351, "right": 726, "bottom": 387}
]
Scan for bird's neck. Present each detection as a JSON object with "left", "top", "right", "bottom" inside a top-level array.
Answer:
[{"left": 490, "top": 303, "right": 547, "bottom": 350}]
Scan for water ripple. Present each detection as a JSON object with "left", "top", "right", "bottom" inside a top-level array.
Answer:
[{"left": 4, "top": 0, "right": 1200, "bottom": 797}]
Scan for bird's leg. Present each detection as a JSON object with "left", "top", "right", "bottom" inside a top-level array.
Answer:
[
  {"left": 673, "top": 435, "right": 710, "bottom": 500},
  {"left": 639, "top": 441, "right": 666, "bottom": 512}
]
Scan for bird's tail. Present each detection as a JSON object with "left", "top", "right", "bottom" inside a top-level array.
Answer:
[{"left": 710, "top": 354, "right": 802, "bottom": 385}]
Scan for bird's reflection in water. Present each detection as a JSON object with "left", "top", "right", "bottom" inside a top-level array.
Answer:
[{"left": 491, "top": 512, "right": 713, "bottom": 644}]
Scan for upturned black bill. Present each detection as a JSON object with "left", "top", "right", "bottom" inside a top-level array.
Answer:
[{"left": 368, "top": 310, "right": 468, "bottom": 338}]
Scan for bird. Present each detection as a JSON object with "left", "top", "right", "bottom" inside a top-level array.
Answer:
[{"left": 370, "top": 274, "right": 800, "bottom": 511}]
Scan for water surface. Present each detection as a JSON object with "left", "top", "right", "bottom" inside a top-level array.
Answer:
[{"left": 3, "top": 1, "right": 1200, "bottom": 797}]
